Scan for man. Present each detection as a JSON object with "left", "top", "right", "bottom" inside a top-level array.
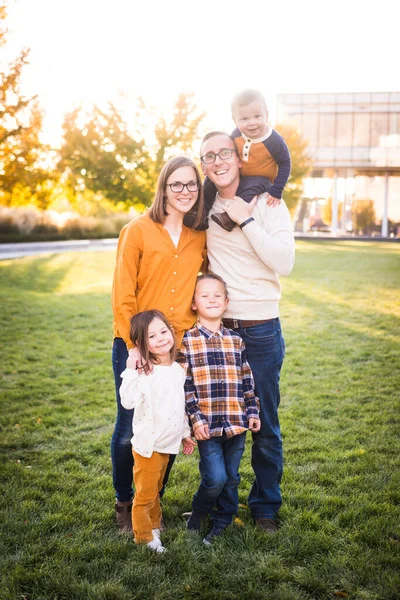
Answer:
[{"left": 200, "top": 131, "right": 295, "bottom": 532}]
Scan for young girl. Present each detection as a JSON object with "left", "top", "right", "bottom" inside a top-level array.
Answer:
[{"left": 120, "top": 309, "right": 195, "bottom": 553}]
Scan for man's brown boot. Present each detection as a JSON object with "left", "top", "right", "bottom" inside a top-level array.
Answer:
[
  {"left": 115, "top": 500, "right": 133, "bottom": 533},
  {"left": 211, "top": 211, "right": 236, "bottom": 232},
  {"left": 255, "top": 518, "right": 279, "bottom": 533}
]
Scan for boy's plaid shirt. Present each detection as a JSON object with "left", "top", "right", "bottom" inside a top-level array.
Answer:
[{"left": 179, "top": 323, "right": 260, "bottom": 437}]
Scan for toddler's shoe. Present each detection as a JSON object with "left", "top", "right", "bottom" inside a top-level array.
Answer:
[
  {"left": 211, "top": 211, "right": 236, "bottom": 232},
  {"left": 183, "top": 212, "right": 209, "bottom": 230}
]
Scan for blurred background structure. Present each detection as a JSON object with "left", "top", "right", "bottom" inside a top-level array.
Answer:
[{"left": 277, "top": 92, "right": 400, "bottom": 237}]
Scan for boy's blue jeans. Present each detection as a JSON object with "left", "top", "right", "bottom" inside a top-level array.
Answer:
[
  {"left": 192, "top": 432, "right": 246, "bottom": 528},
  {"left": 111, "top": 337, "right": 176, "bottom": 502},
  {"left": 235, "top": 318, "right": 285, "bottom": 520}
]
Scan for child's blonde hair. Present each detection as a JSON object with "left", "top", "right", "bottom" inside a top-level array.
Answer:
[{"left": 231, "top": 89, "right": 268, "bottom": 119}]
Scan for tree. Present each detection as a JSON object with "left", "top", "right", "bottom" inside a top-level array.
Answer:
[
  {"left": 58, "top": 104, "right": 153, "bottom": 208},
  {"left": 0, "top": 3, "right": 51, "bottom": 208},
  {"left": 153, "top": 92, "right": 205, "bottom": 172},
  {"left": 58, "top": 93, "right": 206, "bottom": 209},
  {"left": 352, "top": 199, "right": 376, "bottom": 235},
  {"left": 274, "top": 122, "right": 312, "bottom": 213}
]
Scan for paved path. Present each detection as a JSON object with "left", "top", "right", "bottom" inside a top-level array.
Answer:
[{"left": 0, "top": 238, "right": 118, "bottom": 260}]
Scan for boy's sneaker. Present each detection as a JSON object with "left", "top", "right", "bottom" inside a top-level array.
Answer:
[
  {"left": 152, "top": 528, "right": 160, "bottom": 538},
  {"left": 203, "top": 526, "right": 225, "bottom": 546},
  {"left": 146, "top": 533, "right": 166, "bottom": 553},
  {"left": 186, "top": 510, "right": 204, "bottom": 531}
]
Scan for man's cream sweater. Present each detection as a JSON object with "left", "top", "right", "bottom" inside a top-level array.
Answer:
[{"left": 206, "top": 193, "right": 295, "bottom": 320}]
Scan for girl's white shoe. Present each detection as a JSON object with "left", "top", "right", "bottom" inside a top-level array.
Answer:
[{"left": 146, "top": 531, "right": 166, "bottom": 553}]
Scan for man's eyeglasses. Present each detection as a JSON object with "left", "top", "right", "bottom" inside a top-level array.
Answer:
[
  {"left": 166, "top": 181, "right": 200, "bottom": 193},
  {"left": 200, "top": 148, "right": 238, "bottom": 164}
]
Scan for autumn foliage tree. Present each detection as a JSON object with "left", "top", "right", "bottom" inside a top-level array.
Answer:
[
  {"left": 0, "top": 3, "right": 51, "bottom": 208},
  {"left": 58, "top": 104, "right": 152, "bottom": 208},
  {"left": 274, "top": 122, "right": 312, "bottom": 213},
  {"left": 57, "top": 93, "right": 206, "bottom": 209}
]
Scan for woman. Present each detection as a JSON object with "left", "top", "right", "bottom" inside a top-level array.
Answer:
[{"left": 111, "top": 156, "right": 206, "bottom": 532}]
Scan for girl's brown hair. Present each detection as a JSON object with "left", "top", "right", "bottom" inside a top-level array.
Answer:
[
  {"left": 148, "top": 156, "right": 205, "bottom": 228},
  {"left": 129, "top": 310, "right": 177, "bottom": 370}
]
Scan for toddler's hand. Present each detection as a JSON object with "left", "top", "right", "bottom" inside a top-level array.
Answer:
[
  {"left": 194, "top": 423, "right": 210, "bottom": 441},
  {"left": 266, "top": 193, "right": 281, "bottom": 207},
  {"left": 182, "top": 436, "right": 196, "bottom": 455},
  {"left": 248, "top": 418, "right": 261, "bottom": 432}
]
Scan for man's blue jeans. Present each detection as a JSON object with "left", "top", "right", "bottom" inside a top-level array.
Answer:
[
  {"left": 111, "top": 337, "right": 176, "bottom": 502},
  {"left": 192, "top": 432, "right": 246, "bottom": 528},
  {"left": 235, "top": 318, "right": 285, "bottom": 519}
]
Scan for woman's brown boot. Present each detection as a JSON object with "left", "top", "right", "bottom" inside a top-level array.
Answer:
[{"left": 115, "top": 500, "right": 133, "bottom": 533}]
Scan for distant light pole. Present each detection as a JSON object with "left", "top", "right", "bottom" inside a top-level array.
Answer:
[{"left": 382, "top": 172, "right": 389, "bottom": 237}]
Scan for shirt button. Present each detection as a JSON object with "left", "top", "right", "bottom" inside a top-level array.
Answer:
[
  {"left": 173, "top": 272, "right": 177, "bottom": 275},
  {"left": 170, "top": 307, "right": 173, "bottom": 311},
  {"left": 172, "top": 289, "right": 175, "bottom": 293},
  {"left": 175, "top": 255, "right": 178, "bottom": 258}
]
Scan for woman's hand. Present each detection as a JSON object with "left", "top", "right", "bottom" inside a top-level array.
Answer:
[
  {"left": 126, "top": 347, "right": 153, "bottom": 374},
  {"left": 182, "top": 436, "right": 196, "bottom": 455}
]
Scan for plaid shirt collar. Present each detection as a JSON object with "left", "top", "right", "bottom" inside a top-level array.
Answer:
[{"left": 195, "top": 321, "right": 226, "bottom": 339}]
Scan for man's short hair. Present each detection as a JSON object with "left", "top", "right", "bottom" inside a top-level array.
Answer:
[{"left": 200, "top": 131, "right": 234, "bottom": 155}]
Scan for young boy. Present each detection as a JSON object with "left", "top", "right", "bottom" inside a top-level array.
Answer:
[
  {"left": 179, "top": 273, "right": 260, "bottom": 545},
  {"left": 184, "top": 89, "right": 291, "bottom": 232}
]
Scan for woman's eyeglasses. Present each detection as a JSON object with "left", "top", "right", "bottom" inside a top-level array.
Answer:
[{"left": 167, "top": 181, "right": 200, "bottom": 193}]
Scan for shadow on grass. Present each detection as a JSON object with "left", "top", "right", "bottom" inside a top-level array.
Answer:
[{"left": 0, "top": 254, "right": 77, "bottom": 293}]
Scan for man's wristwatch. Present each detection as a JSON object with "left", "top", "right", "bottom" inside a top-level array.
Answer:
[{"left": 239, "top": 217, "right": 255, "bottom": 229}]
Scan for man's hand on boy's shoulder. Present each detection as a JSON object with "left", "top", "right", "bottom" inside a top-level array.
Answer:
[
  {"left": 248, "top": 418, "right": 261, "bottom": 432},
  {"left": 266, "top": 193, "right": 281, "bottom": 207}
]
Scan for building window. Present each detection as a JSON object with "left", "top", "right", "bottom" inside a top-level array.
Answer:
[
  {"left": 353, "top": 113, "right": 370, "bottom": 147},
  {"left": 370, "top": 113, "right": 389, "bottom": 146},
  {"left": 302, "top": 113, "right": 318, "bottom": 147},
  {"left": 336, "top": 113, "right": 353, "bottom": 147},
  {"left": 319, "top": 114, "right": 335, "bottom": 147}
]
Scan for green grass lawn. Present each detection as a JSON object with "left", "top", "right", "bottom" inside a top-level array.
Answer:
[{"left": 0, "top": 241, "right": 399, "bottom": 600}]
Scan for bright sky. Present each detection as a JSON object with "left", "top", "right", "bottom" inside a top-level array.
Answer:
[{"left": 3, "top": 0, "right": 399, "bottom": 147}]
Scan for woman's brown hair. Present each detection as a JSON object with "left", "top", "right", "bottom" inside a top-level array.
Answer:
[
  {"left": 129, "top": 310, "right": 177, "bottom": 371},
  {"left": 148, "top": 156, "right": 205, "bottom": 228}
]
